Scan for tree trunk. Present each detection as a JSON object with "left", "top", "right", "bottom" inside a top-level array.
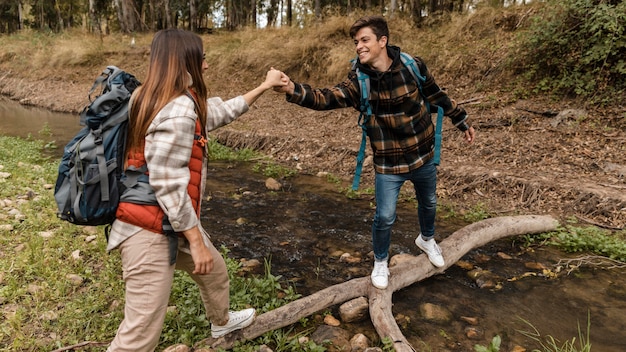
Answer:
[
  {"left": 189, "top": 0, "right": 196, "bottom": 31},
  {"left": 315, "top": 0, "right": 321, "bottom": 19},
  {"left": 412, "top": 0, "right": 423, "bottom": 26},
  {"left": 88, "top": 0, "right": 100, "bottom": 34},
  {"left": 286, "top": 0, "right": 292, "bottom": 26},
  {"left": 389, "top": 0, "right": 398, "bottom": 18},
  {"left": 18, "top": 0, "right": 24, "bottom": 30},
  {"left": 54, "top": 0, "right": 64, "bottom": 31},
  {"left": 197, "top": 215, "right": 559, "bottom": 350},
  {"left": 164, "top": 0, "right": 172, "bottom": 28}
]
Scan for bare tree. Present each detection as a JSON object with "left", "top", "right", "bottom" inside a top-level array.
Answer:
[
  {"left": 411, "top": 0, "right": 423, "bottom": 26},
  {"left": 190, "top": 0, "right": 197, "bottom": 31},
  {"left": 114, "top": 0, "right": 140, "bottom": 33},
  {"left": 88, "top": 0, "right": 100, "bottom": 33},
  {"left": 315, "top": 0, "right": 321, "bottom": 18},
  {"left": 251, "top": 0, "right": 257, "bottom": 28}
]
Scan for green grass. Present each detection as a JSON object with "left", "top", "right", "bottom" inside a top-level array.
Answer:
[
  {"left": 0, "top": 136, "right": 323, "bottom": 351},
  {"left": 523, "top": 225, "right": 626, "bottom": 263},
  {"left": 518, "top": 314, "right": 592, "bottom": 352}
]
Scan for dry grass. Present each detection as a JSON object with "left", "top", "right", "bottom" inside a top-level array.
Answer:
[{"left": 0, "top": 7, "right": 537, "bottom": 97}]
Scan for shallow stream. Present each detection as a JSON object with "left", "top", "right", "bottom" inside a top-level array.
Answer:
[{"left": 2, "top": 97, "right": 625, "bottom": 351}]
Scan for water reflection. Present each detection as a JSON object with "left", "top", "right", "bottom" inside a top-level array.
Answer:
[
  {"left": 2, "top": 98, "right": 625, "bottom": 351},
  {"left": 0, "top": 97, "right": 81, "bottom": 157}
]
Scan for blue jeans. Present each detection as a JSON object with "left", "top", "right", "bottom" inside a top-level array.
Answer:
[{"left": 371, "top": 159, "right": 437, "bottom": 261}]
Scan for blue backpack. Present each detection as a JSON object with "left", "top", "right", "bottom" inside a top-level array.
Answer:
[
  {"left": 54, "top": 66, "right": 141, "bottom": 226},
  {"left": 351, "top": 52, "right": 444, "bottom": 190}
]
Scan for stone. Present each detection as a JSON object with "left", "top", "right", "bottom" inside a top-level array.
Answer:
[
  {"left": 473, "top": 253, "right": 491, "bottom": 263},
  {"left": 265, "top": 177, "right": 282, "bottom": 191},
  {"left": 419, "top": 303, "right": 453, "bottom": 324},
  {"left": 394, "top": 313, "right": 411, "bottom": 329},
  {"left": 497, "top": 252, "right": 513, "bottom": 259},
  {"left": 316, "top": 171, "right": 329, "bottom": 177},
  {"left": 38, "top": 231, "right": 54, "bottom": 238},
  {"left": 460, "top": 316, "right": 479, "bottom": 325},
  {"left": 324, "top": 314, "right": 341, "bottom": 326},
  {"left": 607, "top": 282, "right": 626, "bottom": 298},
  {"left": 339, "top": 252, "right": 361, "bottom": 264},
  {"left": 41, "top": 310, "right": 58, "bottom": 322},
  {"left": 524, "top": 262, "right": 547, "bottom": 270},
  {"left": 27, "top": 284, "right": 43, "bottom": 294},
  {"left": 464, "top": 326, "right": 484, "bottom": 340},
  {"left": 82, "top": 226, "right": 99, "bottom": 235},
  {"left": 66, "top": 274, "right": 84, "bottom": 285},
  {"left": 350, "top": 333, "right": 370, "bottom": 351},
  {"left": 163, "top": 344, "right": 189, "bottom": 352},
  {"left": 456, "top": 260, "right": 475, "bottom": 270},
  {"left": 339, "top": 297, "right": 369, "bottom": 323},
  {"left": 311, "top": 325, "right": 351, "bottom": 352}
]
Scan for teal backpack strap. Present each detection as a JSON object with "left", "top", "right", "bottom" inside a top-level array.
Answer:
[
  {"left": 352, "top": 66, "right": 372, "bottom": 191},
  {"left": 432, "top": 104, "right": 444, "bottom": 165},
  {"left": 400, "top": 53, "right": 444, "bottom": 166}
]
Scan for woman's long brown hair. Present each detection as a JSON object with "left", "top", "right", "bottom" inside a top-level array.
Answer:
[{"left": 126, "top": 29, "right": 209, "bottom": 154}]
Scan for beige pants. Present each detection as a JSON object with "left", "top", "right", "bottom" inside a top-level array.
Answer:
[{"left": 108, "top": 229, "right": 229, "bottom": 352}]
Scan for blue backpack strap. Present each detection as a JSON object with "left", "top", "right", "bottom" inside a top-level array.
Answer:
[
  {"left": 352, "top": 64, "right": 372, "bottom": 191},
  {"left": 400, "top": 53, "right": 444, "bottom": 166}
]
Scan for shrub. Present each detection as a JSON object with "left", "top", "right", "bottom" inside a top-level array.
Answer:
[{"left": 513, "top": 0, "right": 626, "bottom": 102}]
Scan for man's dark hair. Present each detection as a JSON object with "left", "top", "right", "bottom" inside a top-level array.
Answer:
[{"left": 349, "top": 15, "right": 390, "bottom": 42}]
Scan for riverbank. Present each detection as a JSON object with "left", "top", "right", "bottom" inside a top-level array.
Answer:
[{"left": 1, "top": 11, "right": 625, "bottom": 231}]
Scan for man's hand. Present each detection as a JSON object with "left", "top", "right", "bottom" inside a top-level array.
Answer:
[
  {"left": 273, "top": 71, "right": 294, "bottom": 95},
  {"left": 464, "top": 126, "right": 476, "bottom": 144}
]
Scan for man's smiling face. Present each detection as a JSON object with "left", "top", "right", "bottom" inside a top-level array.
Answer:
[{"left": 353, "top": 26, "right": 387, "bottom": 68}]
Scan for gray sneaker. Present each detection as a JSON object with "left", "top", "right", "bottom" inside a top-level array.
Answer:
[
  {"left": 211, "top": 308, "right": 256, "bottom": 338},
  {"left": 415, "top": 234, "right": 445, "bottom": 268}
]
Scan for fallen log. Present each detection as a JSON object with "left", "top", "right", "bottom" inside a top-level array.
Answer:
[
  {"left": 198, "top": 215, "right": 559, "bottom": 350},
  {"left": 371, "top": 214, "right": 559, "bottom": 351}
]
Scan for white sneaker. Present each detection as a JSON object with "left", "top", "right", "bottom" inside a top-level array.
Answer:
[
  {"left": 370, "top": 260, "right": 389, "bottom": 289},
  {"left": 415, "top": 234, "right": 445, "bottom": 268},
  {"left": 211, "top": 308, "right": 256, "bottom": 338}
]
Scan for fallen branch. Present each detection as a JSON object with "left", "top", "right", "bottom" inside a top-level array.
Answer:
[
  {"left": 514, "top": 107, "right": 559, "bottom": 117},
  {"left": 51, "top": 341, "right": 109, "bottom": 352},
  {"left": 458, "top": 96, "right": 484, "bottom": 105},
  {"left": 198, "top": 215, "right": 559, "bottom": 351},
  {"left": 575, "top": 214, "right": 624, "bottom": 230},
  {"left": 556, "top": 255, "right": 626, "bottom": 274}
]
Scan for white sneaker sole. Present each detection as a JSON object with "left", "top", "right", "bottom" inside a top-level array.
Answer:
[
  {"left": 211, "top": 309, "right": 256, "bottom": 338},
  {"left": 415, "top": 238, "right": 445, "bottom": 268}
]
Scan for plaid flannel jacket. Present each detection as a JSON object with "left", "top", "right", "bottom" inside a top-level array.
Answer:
[{"left": 286, "top": 45, "right": 468, "bottom": 175}]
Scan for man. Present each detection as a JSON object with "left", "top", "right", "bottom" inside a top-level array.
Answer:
[{"left": 275, "top": 15, "right": 475, "bottom": 289}]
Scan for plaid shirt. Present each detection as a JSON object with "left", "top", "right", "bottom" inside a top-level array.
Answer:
[
  {"left": 286, "top": 45, "right": 468, "bottom": 174},
  {"left": 107, "top": 94, "right": 249, "bottom": 251}
]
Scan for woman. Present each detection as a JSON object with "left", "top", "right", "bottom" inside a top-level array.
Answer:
[{"left": 105, "top": 29, "right": 286, "bottom": 351}]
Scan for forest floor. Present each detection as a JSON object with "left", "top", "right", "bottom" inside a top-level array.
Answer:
[{"left": 0, "top": 28, "right": 624, "bottom": 232}]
